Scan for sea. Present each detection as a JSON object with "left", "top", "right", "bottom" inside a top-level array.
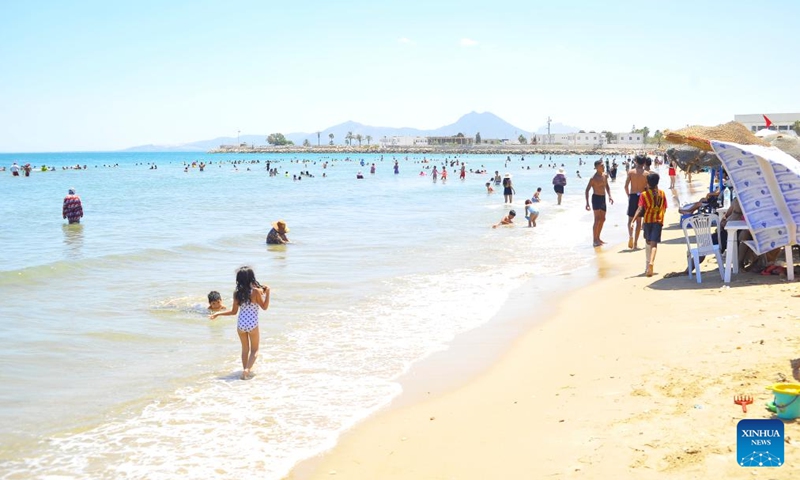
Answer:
[{"left": 0, "top": 151, "right": 631, "bottom": 479}]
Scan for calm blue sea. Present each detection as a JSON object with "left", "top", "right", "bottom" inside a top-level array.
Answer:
[{"left": 0, "top": 151, "right": 628, "bottom": 479}]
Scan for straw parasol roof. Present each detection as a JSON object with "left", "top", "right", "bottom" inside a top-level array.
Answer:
[
  {"left": 771, "top": 134, "right": 800, "bottom": 160},
  {"left": 664, "top": 121, "right": 770, "bottom": 152}
]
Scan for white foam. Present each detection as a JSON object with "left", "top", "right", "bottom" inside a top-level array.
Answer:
[{"left": 4, "top": 245, "right": 591, "bottom": 480}]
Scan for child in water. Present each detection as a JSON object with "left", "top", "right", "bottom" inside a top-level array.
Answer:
[
  {"left": 207, "top": 291, "right": 226, "bottom": 312},
  {"left": 492, "top": 210, "right": 516, "bottom": 229},
  {"left": 524, "top": 199, "right": 539, "bottom": 227},
  {"left": 485, "top": 182, "right": 494, "bottom": 193},
  {"left": 210, "top": 267, "right": 271, "bottom": 380}
]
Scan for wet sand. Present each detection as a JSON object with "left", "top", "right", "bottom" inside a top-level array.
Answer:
[{"left": 289, "top": 172, "right": 800, "bottom": 479}]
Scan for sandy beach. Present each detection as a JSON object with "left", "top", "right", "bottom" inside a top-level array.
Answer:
[{"left": 290, "top": 174, "right": 800, "bottom": 479}]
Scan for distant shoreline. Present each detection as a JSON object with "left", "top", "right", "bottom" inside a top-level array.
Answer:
[{"left": 208, "top": 144, "right": 660, "bottom": 156}]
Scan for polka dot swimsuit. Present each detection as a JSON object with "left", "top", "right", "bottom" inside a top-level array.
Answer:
[{"left": 237, "top": 299, "right": 259, "bottom": 333}]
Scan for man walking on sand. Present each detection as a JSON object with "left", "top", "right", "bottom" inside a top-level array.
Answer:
[
  {"left": 632, "top": 172, "right": 667, "bottom": 277},
  {"left": 624, "top": 155, "right": 648, "bottom": 250},
  {"left": 585, "top": 160, "right": 614, "bottom": 247}
]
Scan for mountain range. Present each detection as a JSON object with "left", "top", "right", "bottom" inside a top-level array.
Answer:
[{"left": 121, "top": 112, "right": 581, "bottom": 152}]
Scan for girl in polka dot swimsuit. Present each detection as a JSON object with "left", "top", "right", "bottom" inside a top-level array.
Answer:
[{"left": 210, "top": 266, "right": 270, "bottom": 379}]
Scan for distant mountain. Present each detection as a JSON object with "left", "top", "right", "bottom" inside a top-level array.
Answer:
[
  {"left": 430, "top": 111, "right": 529, "bottom": 139},
  {"left": 121, "top": 135, "right": 267, "bottom": 152},
  {"left": 284, "top": 112, "right": 533, "bottom": 146},
  {"left": 120, "top": 112, "right": 577, "bottom": 151}
]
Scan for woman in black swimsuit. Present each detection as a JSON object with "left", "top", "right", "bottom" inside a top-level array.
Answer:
[{"left": 502, "top": 173, "right": 515, "bottom": 204}]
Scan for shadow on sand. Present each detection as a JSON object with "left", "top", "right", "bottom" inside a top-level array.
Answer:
[{"left": 645, "top": 267, "right": 792, "bottom": 291}]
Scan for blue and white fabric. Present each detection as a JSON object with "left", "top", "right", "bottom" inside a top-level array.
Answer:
[{"left": 710, "top": 141, "right": 800, "bottom": 255}]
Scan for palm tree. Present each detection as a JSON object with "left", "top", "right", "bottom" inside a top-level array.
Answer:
[
  {"left": 356, "top": 134, "right": 363, "bottom": 146},
  {"left": 605, "top": 131, "right": 614, "bottom": 144},
  {"left": 328, "top": 133, "right": 334, "bottom": 145},
  {"left": 794, "top": 120, "right": 800, "bottom": 135},
  {"left": 641, "top": 126, "right": 650, "bottom": 144},
  {"left": 653, "top": 130, "right": 663, "bottom": 147},
  {"left": 366, "top": 135, "right": 372, "bottom": 145},
  {"left": 346, "top": 131, "right": 354, "bottom": 146},
  {"left": 317, "top": 131, "right": 320, "bottom": 146}
]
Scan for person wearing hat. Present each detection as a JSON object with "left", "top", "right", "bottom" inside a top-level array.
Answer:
[
  {"left": 62, "top": 188, "right": 83, "bottom": 224},
  {"left": 502, "top": 173, "right": 515, "bottom": 204},
  {"left": 552, "top": 168, "right": 567, "bottom": 205},
  {"left": 266, "top": 220, "right": 290, "bottom": 245}
]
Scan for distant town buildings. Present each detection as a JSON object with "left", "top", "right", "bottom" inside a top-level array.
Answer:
[
  {"left": 427, "top": 136, "right": 473, "bottom": 146},
  {"left": 734, "top": 113, "right": 800, "bottom": 133},
  {"left": 379, "top": 136, "right": 429, "bottom": 147},
  {"left": 532, "top": 132, "right": 643, "bottom": 146},
  {"left": 379, "top": 135, "right": 482, "bottom": 147},
  {"left": 375, "top": 132, "right": 645, "bottom": 147}
]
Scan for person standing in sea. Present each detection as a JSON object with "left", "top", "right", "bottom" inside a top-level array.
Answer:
[
  {"left": 62, "top": 188, "right": 84, "bottom": 224},
  {"left": 552, "top": 168, "right": 567, "bottom": 205},
  {"left": 210, "top": 266, "right": 270, "bottom": 380},
  {"left": 266, "top": 220, "right": 290, "bottom": 245},
  {"left": 502, "top": 173, "right": 515, "bottom": 204},
  {"left": 624, "top": 155, "right": 648, "bottom": 249},
  {"left": 585, "top": 160, "right": 614, "bottom": 247}
]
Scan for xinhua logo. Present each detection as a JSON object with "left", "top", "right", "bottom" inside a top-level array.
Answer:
[{"left": 737, "top": 419, "right": 784, "bottom": 467}]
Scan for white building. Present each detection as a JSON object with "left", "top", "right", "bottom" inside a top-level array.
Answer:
[
  {"left": 532, "top": 133, "right": 600, "bottom": 145},
  {"left": 379, "top": 136, "right": 428, "bottom": 147},
  {"left": 734, "top": 113, "right": 800, "bottom": 133},
  {"left": 532, "top": 132, "right": 643, "bottom": 146},
  {"left": 611, "top": 132, "right": 644, "bottom": 145}
]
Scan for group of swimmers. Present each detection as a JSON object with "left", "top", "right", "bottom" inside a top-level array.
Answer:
[{"left": 6, "top": 162, "right": 95, "bottom": 175}]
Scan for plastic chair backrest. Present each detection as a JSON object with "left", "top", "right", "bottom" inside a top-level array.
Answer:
[{"left": 681, "top": 214, "right": 720, "bottom": 255}]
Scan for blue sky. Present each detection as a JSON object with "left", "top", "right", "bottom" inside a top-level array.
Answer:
[{"left": 1, "top": 0, "right": 798, "bottom": 152}]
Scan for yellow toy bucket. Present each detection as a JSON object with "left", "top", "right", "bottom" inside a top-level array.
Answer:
[{"left": 769, "top": 384, "right": 800, "bottom": 420}]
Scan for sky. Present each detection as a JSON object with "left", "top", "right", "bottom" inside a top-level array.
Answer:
[{"left": 1, "top": 0, "right": 798, "bottom": 152}]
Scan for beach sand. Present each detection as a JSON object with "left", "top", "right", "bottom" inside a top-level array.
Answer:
[{"left": 289, "top": 175, "right": 800, "bottom": 479}]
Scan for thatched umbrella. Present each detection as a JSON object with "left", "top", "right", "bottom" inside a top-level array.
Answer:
[
  {"left": 664, "top": 122, "right": 782, "bottom": 172},
  {"left": 761, "top": 133, "right": 800, "bottom": 160},
  {"left": 664, "top": 121, "right": 771, "bottom": 152},
  {"left": 666, "top": 146, "right": 719, "bottom": 172}
]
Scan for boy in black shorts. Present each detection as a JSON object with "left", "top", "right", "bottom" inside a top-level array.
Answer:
[{"left": 633, "top": 173, "right": 667, "bottom": 277}]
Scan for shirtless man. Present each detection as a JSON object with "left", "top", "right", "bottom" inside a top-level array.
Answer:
[
  {"left": 585, "top": 160, "right": 614, "bottom": 247},
  {"left": 624, "top": 155, "right": 648, "bottom": 249}
]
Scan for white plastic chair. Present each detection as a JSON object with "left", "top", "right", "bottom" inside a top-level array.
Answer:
[{"left": 681, "top": 214, "right": 724, "bottom": 283}]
